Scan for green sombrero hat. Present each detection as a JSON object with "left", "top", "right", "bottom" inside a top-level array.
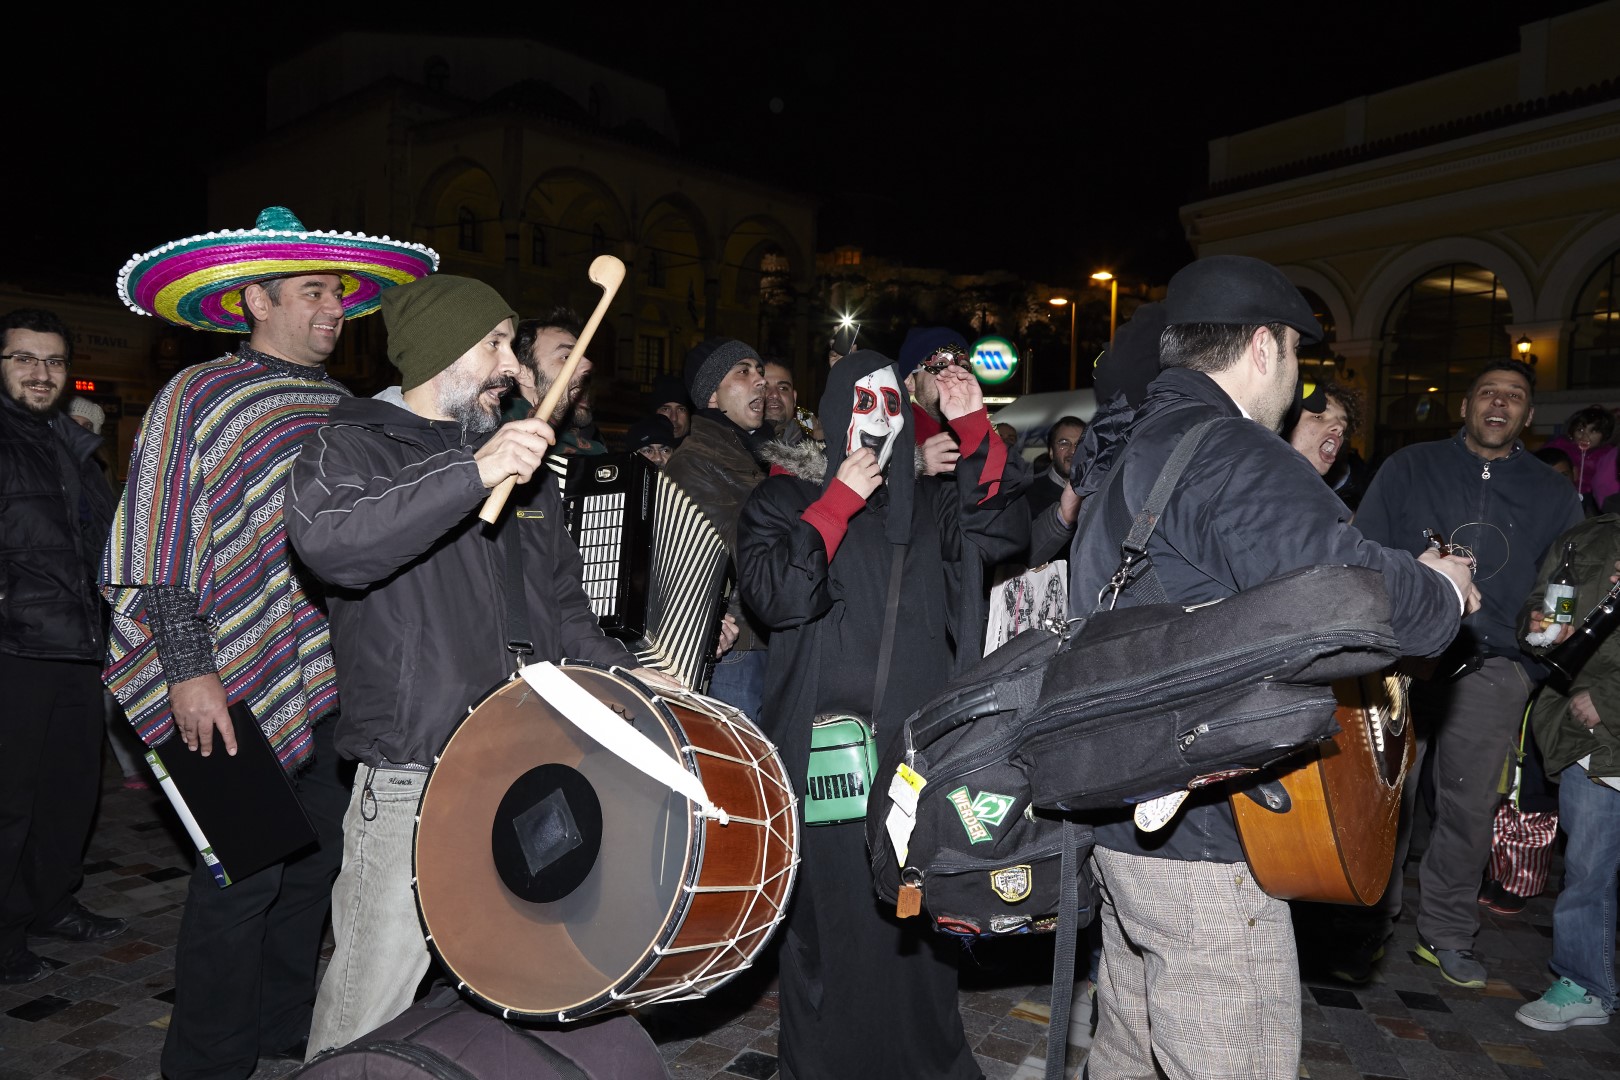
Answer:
[{"left": 116, "top": 206, "right": 441, "bottom": 332}]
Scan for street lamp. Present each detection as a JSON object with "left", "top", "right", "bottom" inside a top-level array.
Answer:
[
  {"left": 1092, "top": 271, "right": 1119, "bottom": 345},
  {"left": 1049, "top": 296, "right": 1077, "bottom": 389}
]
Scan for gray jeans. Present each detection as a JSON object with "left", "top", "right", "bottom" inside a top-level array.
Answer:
[
  {"left": 1411, "top": 656, "right": 1533, "bottom": 950},
  {"left": 307, "top": 766, "right": 431, "bottom": 1058}
]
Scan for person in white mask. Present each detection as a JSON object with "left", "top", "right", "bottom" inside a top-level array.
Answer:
[{"left": 737, "top": 349, "right": 1031, "bottom": 1080}]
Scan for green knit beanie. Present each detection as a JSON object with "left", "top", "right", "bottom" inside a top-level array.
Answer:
[{"left": 382, "top": 275, "right": 518, "bottom": 391}]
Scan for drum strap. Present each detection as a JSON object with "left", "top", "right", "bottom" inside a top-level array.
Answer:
[
  {"left": 498, "top": 518, "right": 535, "bottom": 668},
  {"left": 520, "top": 661, "right": 730, "bottom": 824}
]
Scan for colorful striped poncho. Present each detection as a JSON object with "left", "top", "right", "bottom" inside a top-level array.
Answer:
[{"left": 100, "top": 351, "right": 348, "bottom": 772}]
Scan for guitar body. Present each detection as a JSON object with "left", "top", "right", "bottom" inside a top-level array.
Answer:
[{"left": 1231, "top": 673, "right": 1413, "bottom": 905}]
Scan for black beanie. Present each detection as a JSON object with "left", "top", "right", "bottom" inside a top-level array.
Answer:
[
  {"left": 626, "top": 415, "right": 676, "bottom": 451},
  {"left": 1095, "top": 302, "right": 1167, "bottom": 409},
  {"left": 684, "top": 337, "right": 760, "bottom": 410},
  {"left": 897, "top": 326, "right": 968, "bottom": 381},
  {"left": 649, "top": 373, "right": 690, "bottom": 410}
]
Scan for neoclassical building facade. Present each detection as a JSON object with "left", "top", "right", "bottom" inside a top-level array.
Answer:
[
  {"left": 209, "top": 33, "right": 817, "bottom": 412},
  {"left": 1181, "top": 1, "right": 1620, "bottom": 457}
]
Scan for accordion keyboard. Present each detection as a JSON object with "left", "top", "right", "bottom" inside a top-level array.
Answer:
[{"left": 561, "top": 453, "right": 730, "bottom": 692}]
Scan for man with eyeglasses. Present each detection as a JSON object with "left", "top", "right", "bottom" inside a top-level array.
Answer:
[
  {"left": 897, "top": 326, "right": 972, "bottom": 477},
  {"left": 0, "top": 308, "right": 124, "bottom": 985},
  {"left": 1028, "top": 416, "right": 1086, "bottom": 520}
]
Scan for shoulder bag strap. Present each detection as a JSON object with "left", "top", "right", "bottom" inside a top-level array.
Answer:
[
  {"left": 870, "top": 544, "right": 908, "bottom": 721},
  {"left": 1042, "top": 818, "right": 1084, "bottom": 1080},
  {"left": 1097, "top": 417, "right": 1227, "bottom": 612}
]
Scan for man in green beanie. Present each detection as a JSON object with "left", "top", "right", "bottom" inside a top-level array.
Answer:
[{"left": 285, "top": 274, "right": 673, "bottom": 1054}]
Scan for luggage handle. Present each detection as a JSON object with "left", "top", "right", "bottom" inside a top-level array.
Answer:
[{"left": 908, "top": 685, "right": 1006, "bottom": 752}]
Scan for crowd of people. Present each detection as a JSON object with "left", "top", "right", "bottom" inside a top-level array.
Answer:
[{"left": 2, "top": 204, "right": 1616, "bottom": 1080}]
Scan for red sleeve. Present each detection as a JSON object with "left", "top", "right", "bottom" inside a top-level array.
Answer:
[
  {"left": 800, "top": 479, "right": 866, "bottom": 560},
  {"left": 947, "top": 408, "right": 1007, "bottom": 503},
  {"left": 911, "top": 403, "right": 944, "bottom": 441}
]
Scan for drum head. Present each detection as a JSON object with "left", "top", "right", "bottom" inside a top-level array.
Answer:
[{"left": 415, "top": 664, "right": 694, "bottom": 1019}]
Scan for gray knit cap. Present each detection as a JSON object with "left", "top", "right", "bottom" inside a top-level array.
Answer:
[{"left": 684, "top": 337, "right": 760, "bottom": 410}]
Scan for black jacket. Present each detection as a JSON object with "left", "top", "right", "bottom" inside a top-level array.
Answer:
[
  {"left": 286, "top": 392, "right": 631, "bottom": 766},
  {"left": 735, "top": 396, "right": 1025, "bottom": 1080},
  {"left": 663, "top": 412, "right": 769, "bottom": 651},
  {"left": 0, "top": 394, "right": 114, "bottom": 660},
  {"left": 1355, "top": 429, "right": 1583, "bottom": 664},
  {"left": 1068, "top": 368, "right": 1463, "bottom": 862}
]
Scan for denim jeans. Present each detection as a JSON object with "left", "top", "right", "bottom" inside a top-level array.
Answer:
[
  {"left": 307, "top": 766, "right": 432, "bottom": 1057},
  {"left": 707, "top": 647, "right": 767, "bottom": 722},
  {"left": 1550, "top": 763, "right": 1620, "bottom": 1009}
]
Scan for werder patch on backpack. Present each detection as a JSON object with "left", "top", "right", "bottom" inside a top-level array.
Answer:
[
  {"left": 970, "top": 791, "right": 1016, "bottom": 826},
  {"left": 990, "top": 864, "right": 1033, "bottom": 903},
  {"left": 948, "top": 786, "right": 992, "bottom": 844}
]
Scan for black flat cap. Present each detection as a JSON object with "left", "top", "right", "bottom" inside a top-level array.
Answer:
[{"left": 1163, "top": 255, "right": 1323, "bottom": 344}]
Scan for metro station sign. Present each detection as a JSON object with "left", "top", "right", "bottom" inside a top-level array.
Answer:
[{"left": 971, "top": 336, "right": 1019, "bottom": 385}]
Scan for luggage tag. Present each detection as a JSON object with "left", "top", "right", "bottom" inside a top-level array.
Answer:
[
  {"left": 884, "top": 763, "right": 927, "bottom": 867},
  {"left": 896, "top": 882, "right": 922, "bottom": 919},
  {"left": 1133, "top": 790, "right": 1189, "bottom": 832},
  {"left": 888, "top": 765, "right": 928, "bottom": 918}
]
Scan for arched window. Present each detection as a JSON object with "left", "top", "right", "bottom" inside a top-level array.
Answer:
[
  {"left": 1295, "top": 287, "right": 1339, "bottom": 387},
  {"left": 1374, "top": 263, "right": 1513, "bottom": 458},
  {"left": 1567, "top": 250, "right": 1620, "bottom": 389},
  {"left": 424, "top": 56, "right": 450, "bottom": 92},
  {"left": 457, "top": 207, "right": 480, "bottom": 253},
  {"left": 590, "top": 223, "right": 608, "bottom": 255},
  {"left": 531, "top": 225, "right": 548, "bottom": 267},
  {"left": 645, "top": 249, "right": 663, "bottom": 288},
  {"left": 760, "top": 248, "right": 791, "bottom": 309}
]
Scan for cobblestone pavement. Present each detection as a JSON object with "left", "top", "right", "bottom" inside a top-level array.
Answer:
[{"left": 2, "top": 763, "right": 1616, "bottom": 1079}]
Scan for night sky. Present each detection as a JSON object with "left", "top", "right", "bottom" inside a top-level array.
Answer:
[{"left": 8, "top": 1, "right": 1591, "bottom": 294}]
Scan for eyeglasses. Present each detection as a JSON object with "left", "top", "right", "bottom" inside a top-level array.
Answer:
[
  {"left": 2, "top": 352, "right": 69, "bottom": 371},
  {"left": 920, "top": 347, "right": 971, "bottom": 375}
]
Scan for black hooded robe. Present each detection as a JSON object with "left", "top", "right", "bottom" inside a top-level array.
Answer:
[{"left": 736, "top": 351, "right": 1029, "bottom": 1080}]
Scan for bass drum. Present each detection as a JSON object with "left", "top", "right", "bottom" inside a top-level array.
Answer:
[{"left": 414, "top": 661, "right": 798, "bottom": 1022}]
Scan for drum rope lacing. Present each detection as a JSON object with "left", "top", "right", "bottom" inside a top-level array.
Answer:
[{"left": 608, "top": 690, "right": 800, "bottom": 1014}]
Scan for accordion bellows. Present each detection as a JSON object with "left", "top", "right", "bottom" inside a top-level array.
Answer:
[{"left": 558, "top": 454, "right": 731, "bottom": 692}]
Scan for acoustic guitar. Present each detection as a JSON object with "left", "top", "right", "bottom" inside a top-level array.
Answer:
[{"left": 1230, "top": 672, "right": 1413, "bottom": 905}]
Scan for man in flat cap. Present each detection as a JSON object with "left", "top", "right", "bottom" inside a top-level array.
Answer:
[
  {"left": 285, "top": 275, "right": 669, "bottom": 1053},
  {"left": 1065, "top": 255, "right": 1479, "bottom": 1079}
]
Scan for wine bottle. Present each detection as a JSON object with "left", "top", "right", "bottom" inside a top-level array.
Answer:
[{"left": 1543, "top": 541, "right": 1579, "bottom": 625}]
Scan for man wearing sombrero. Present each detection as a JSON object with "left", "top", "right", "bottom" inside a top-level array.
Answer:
[{"left": 99, "top": 207, "right": 437, "bottom": 1079}]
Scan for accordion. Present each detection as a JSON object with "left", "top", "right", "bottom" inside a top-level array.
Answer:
[{"left": 558, "top": 453, "right": 731, "bottom": 691}]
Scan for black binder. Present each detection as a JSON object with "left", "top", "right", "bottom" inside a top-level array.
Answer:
[{"left": 145, "top": 701, "right": 318, "bottom": 887}]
